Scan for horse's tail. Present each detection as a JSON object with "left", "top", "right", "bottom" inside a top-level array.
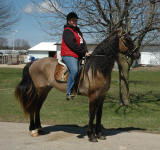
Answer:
[{"left": 15, "top": 62, "right": 38, "bottom": 115}]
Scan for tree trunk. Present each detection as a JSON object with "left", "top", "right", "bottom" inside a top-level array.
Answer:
[{"left": 117, "top": 53, "right": 133, "bottom": 105}]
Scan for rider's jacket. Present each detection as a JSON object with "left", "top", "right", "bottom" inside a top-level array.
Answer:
[{"left": 61, "top": 25, "right": 87, "bottom": 59}]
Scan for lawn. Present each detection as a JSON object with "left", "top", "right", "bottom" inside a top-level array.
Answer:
[{"left": 0, "top": 67, "right": 160, "bottom": 133}]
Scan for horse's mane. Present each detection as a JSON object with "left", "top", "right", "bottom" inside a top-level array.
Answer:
[{"left": 85, "top": 33, "right": 119, "bottom": 77}]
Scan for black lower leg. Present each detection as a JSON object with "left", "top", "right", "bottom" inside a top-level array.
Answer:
[
  {"left": 35, "top": 98, "right": 45, "bottom": 129},
  {"left": 96, "top": 101, "right": 106, "bottom": 140},
  {"left": 87, "top": 101, "right": 98, "bottom": 142},
  {"left": 35, "top": 111, "right": 42, "bottom": 129},
  {"left": 29, "top": 113, "right": 35, "bottom": 131}
]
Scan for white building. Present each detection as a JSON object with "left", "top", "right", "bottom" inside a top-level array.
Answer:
[
  {"left": 138, "top": 44, "right": 160, "bottom": 66},
  {"left": 28, "top": 42, "right": 57, "bottom": 59}
]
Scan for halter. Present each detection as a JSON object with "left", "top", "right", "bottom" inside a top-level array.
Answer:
[{"left": 119, "top": 33, "right": 137, "bottom": 57}]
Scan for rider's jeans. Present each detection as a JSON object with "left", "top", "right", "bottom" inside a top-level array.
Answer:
[{"left": 62, "top": 56, "right": 78, "bottom": 94}]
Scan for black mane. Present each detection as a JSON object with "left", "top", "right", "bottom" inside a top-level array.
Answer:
[{"left": 85, "top": 33, "right": 119, "bottom": 77}]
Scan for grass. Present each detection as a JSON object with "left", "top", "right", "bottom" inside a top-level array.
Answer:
[{"left": 0, "top": 67, "right": 160, "bottom": 133}]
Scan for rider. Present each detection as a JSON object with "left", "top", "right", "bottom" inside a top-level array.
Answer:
[{"left": 61, "top": 12, "right": 90, "bottom": 100}]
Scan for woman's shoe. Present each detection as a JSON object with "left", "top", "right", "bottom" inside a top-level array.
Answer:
[{"left": 66, "top": 93, "right": 75, "bottom": 100}]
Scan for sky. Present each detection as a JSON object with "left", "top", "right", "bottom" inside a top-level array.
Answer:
[
  {"left": 7, "top": 0, "right": 53, "bottom": 47},
  {"left": 7, "top": 0, "right": 159, "bottom": 47}
]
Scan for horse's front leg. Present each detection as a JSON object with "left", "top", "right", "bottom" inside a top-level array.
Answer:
[
  {"left": 95, "top": 99, "right": 106, "bottom": 140},
  {"left": 87, "top": 100, "right": 98, "bottom": 142}
]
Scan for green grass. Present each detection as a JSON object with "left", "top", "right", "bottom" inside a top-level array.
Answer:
[{"left": 0, "top": 67, "right": 160, "bottom": 133}]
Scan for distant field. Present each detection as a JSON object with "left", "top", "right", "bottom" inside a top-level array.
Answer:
[{"left": 0, "top": 67, "right": 160, "bottom": 133}]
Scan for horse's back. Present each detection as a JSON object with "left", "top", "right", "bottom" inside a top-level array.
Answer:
[
  {"left": 29, "top": 57, "right": 58, "bottom": 88},
  {"left": 29, "top": 57, "right": 67, "bottom": 92}
]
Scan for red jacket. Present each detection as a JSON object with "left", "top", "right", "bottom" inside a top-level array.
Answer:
[{"left": 61, "top": 25, "right": 87, "bottom": 59}]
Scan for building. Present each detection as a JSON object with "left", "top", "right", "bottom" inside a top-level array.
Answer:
[
  {"left": 138, "top": 44, "right": 160, "bottom": 66},
  {"left": 28, "top": 42, "right": 57, "bottom": 59}
]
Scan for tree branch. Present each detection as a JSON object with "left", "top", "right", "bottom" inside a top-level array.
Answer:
[{"left": 135, "top": 1, "right": 156, "bottom": 51}]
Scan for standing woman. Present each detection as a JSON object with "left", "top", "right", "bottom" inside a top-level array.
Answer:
[{"left": 61, "top": 12, "right": 90, "bottom": 100}]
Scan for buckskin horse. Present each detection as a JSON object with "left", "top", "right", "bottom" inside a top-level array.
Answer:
[{"left": 15, "top": 30, "right": 135, "bottom": 142}]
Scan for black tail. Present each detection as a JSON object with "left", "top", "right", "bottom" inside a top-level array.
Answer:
[{"left": 15, "top": 62, "right": 39, "bottom": 115}]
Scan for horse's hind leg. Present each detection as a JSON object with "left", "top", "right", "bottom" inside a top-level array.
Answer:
[
  {"left": 29, "top": 112, "right": 35, "bottom": 131},
  {"left": 95, "top": 97, "right": 106, "bottom": 140},
  {"left": 35, "top": 101, "right": 43, "bottom": 130},
  {"left": 29, "top": 112, "right": 38, "bottom": 137},
  {"left": 35, "top": 87, "right": 51, "bottom": 130}
]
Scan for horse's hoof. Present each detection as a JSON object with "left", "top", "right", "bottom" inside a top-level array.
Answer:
[
  {"left": 97, "top": 135, "right": 106, "bottom": 140},
  {"left": 30, "top": 130, "right": 39, "bottom": 137},
  {"left": 89, "top": 137, "right": 98, "bottom": 142},
  {"left": 96, "top": 132, "right": 106, "bottom": 140},
  {"left": 37, "top": 127, "right": 43, "bottom": 131},
  {"left": 88, "top": 135, "right": 98, "bottom": 142}
]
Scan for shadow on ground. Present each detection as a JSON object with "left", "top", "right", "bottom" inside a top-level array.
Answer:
[{"left": 39, "top": 124, "right": 144, "bottom": 139}]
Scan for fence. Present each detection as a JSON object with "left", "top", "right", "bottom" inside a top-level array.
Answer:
[{"left": 0, "top": 54, "right": 27, "bottom": 64}]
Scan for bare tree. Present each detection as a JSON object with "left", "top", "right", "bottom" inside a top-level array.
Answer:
[
  {"left": 14, "top": 39, "right": 30, "bottom": 50},
  {"left": 30, "top": 0, "right": 160, "bottom": 105},
  {"left": 0, "top": 0, "right": 18, "bottom": 35},
  {"left": 0, "top": 37, "right": 8, "bottom": 49}
]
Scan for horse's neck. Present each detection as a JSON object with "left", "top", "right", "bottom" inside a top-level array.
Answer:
[{"left": 92, "top": 40, "right": 117, "bottom": 57}]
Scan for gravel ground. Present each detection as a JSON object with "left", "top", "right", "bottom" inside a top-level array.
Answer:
[{"left": 0, "top": 122, "right": 160, "bottom": 150}]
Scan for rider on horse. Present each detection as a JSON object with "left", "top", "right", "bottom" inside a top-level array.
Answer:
[{"left": 61, "top": 12, "right": 90, "bottom": 100}]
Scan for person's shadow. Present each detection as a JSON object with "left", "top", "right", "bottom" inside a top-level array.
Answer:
[{"left": 38, "top": 124, "right": 145, "bottom": 139}]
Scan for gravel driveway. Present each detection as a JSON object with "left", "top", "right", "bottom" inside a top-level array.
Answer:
[{"left": 0, "top": 122, "right": 160, "bottom": 150}]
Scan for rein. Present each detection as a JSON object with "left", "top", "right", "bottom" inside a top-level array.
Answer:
[{"left": 91, "top": 55, "right": 106, "bottom": 57}]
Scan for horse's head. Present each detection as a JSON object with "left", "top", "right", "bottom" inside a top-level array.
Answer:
[{"left": 118, "top": 30, "right": 134, "bottom": 54}]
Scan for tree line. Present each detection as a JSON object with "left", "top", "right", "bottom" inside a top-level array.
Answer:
[{"left": 0, "top": 37, "right": 30, "bottom": 50}]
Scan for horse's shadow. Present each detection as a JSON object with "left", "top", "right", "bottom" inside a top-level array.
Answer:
[{"left": 39, "top": 124, "right": 145, "bottom": 139}]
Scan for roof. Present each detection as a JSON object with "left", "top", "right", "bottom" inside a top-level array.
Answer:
[{"left": 29, "top": 42, "right": 57, "bottom": 51}]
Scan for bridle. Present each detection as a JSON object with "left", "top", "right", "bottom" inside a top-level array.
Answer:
[{"left": 119, "top": 33, "right": 138, "bottom": 57}]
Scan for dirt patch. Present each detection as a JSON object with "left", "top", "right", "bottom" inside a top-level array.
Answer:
[
  {"left": 47, "top": 131, "right": 73, "bottom": 141},
  {"left": 0, "top": 64, "right": 25, "bottom": 68}
]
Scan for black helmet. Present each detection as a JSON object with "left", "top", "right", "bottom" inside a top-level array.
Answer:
[{"left": 66, "top": 12, "right": 79, "bottom": 21}]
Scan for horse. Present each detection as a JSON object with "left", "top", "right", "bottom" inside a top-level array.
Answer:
[{"left": 15, "top": 30, "right": 134, "bottom": 142}]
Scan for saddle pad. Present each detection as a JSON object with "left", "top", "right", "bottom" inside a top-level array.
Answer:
[{"left": 54, "top": 64, "right": 68, "bottom": 82}]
